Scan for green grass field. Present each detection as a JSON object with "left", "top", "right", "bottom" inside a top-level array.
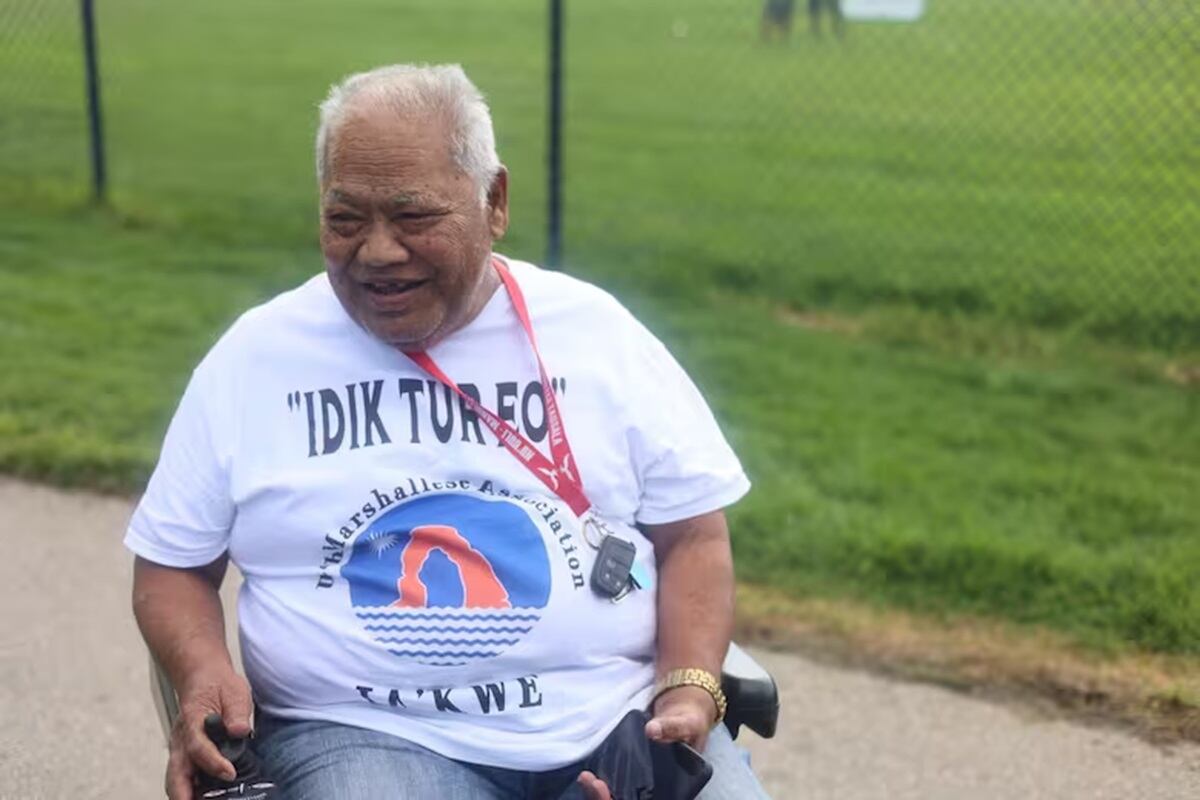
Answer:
[{"left": 2, "top": 0, "right": 1198, "bottom": 655}]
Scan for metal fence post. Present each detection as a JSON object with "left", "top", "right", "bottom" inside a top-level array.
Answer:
[
  {"left": 546, "top": 0, "right": 564, "bottom": 269},
  {"left": 79, "top": 0, "right": 107, "bottom": 203}
]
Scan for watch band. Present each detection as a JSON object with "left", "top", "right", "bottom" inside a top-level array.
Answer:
[{"left": 653, "top": 667, "right": 728, "bottom": 723}]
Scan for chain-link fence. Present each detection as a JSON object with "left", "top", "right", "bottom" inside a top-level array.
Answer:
[
  {"left": 0, "top": 0, "right": 89, "bottom": 193},
  {"left": 561, "top": 0, "right": 1199, "bottom": 349},
  {"left": 2, "top": 0, "right": 1197, "bottom": 348}
]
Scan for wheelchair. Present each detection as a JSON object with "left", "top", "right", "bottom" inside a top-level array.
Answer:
[{"left": 148, "top": 564, "right": 779, "bottom": 797}]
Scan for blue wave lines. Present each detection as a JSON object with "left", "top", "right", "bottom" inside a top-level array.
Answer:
[
  {"left": 387, "top": 649, "right": 501, "bottom": 659},
  {"left": 422, "top": 661, "right": 482, "bottom": 667},
  {"left": 356, "top": 611, "right": 541, "bottom": 622},
  {"left": 374, "top": 636, "right": 521, "bottom": 647},
  {"left": 355, "top": 606, "right": 542, "bottom": 665},
  {"left": 363, "top": 624, "right": 534, "bottom": 634}
]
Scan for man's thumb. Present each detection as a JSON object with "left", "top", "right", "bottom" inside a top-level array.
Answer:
[
  {"left": 645, "top": 713, "right": 688, "bottom": 742},
  {"left": 220, "top": 680, "right": 253, "bottom": 737}
]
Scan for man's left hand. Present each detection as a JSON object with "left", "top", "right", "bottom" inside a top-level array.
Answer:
[
  {"left": 577, "top": 686, "right": 716, "bottom": 798},
  {"left": 646, "top": 685, "right": 717, "bottom": 752}
]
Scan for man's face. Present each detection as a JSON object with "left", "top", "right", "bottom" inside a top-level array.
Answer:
[{"left": 319, "top": 109, "right": 508, "bottom": 350}]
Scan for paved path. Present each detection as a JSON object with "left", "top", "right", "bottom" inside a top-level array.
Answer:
[{"left": 2, "top": 479, "right": 1198, "bottom": 798}]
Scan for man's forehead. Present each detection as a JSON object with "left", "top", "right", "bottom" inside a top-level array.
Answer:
[
  {"left": 324, "top": 187, "right": 432, "bottom": 206},
  {"left": 328, "top": 106, "right": 452, "bottom": 161},
  {"left": 322, "top": 109, "right": 463, "bottom": 205}
]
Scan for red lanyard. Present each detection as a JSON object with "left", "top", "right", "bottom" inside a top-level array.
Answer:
[{"left": 403, "top": 257, "right": 592, "bottom": 517}]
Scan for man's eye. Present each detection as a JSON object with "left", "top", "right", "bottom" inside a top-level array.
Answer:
[{"left": 325, "top": 217, "right": 363, "bottom": 238}]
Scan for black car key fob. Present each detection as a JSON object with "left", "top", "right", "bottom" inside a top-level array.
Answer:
[{"left": 590, "top": 535, "right": 637, "bottom": 598}]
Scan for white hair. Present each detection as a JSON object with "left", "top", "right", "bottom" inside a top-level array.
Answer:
[{"left": 315, "top": 64, "right": 501, "bottom": 202}]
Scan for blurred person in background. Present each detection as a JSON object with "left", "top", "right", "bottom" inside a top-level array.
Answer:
[
  {"left": 809, "top": 0, "right": 845, "bottom": 38},
  {"left": 761, "top": 0, "right": 796, "bottom": 41},
  {"left": 127, "top": 64, "right": 770, "bottom": 800}
]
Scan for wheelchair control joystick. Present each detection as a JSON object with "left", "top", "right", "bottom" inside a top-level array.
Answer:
[{"left": 195, "top": 713, "right": 278, "bottom": 799}]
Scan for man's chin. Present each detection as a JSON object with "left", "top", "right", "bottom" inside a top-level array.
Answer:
[{"left": 368, "top": 320, "right": 442, "bottom": 351}]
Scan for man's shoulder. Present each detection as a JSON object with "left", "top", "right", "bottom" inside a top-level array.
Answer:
[
  {"left": 500, "top": 257, "right": 669, "bottom": 362},
  {"left": 236, "top": 272, "right": 336, "bottom": 329},
  {"left": 503, "top": 257, "right": 633, "bottom": 327},
  {"left": 202, "top": 272, "right": 343, "bottom": 367}
]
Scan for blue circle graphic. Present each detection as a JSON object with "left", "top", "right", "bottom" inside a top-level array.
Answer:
[{"left": 342, "top": 492, "right": 552, "bottom": 666}]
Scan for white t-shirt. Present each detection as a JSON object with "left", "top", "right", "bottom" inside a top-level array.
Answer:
[{"left": 125, "top": 256, "right": 750, "bottom": 770}]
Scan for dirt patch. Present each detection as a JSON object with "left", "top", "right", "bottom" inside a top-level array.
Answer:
[
  {"left": 775, "top": 307, "right": 864, "bottom": 336},
  {"left": 771, "top": 301, "right": 1200, "bottom": 394},
  {"left": 1165, "top": 362, "right": 1200, "bottom": 388},
  {"left": 734, "top": 584, "right": 1200, "bottom": 746}
]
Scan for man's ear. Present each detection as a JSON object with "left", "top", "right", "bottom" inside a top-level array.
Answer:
[{"left": 487, "top": 167, "right": 510, "bottom": 240}]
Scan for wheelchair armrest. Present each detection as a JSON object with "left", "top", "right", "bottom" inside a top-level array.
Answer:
[
  {"left": 150, "top": 654, "right": 181, "bottom": 743},
  {"left": 721, "top": 643, "right": 780, "bottom": 740}
]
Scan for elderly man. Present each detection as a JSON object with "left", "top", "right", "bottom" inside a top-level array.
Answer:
[{"left": 128, "top": 64, "right": 769, "bottom": 799}]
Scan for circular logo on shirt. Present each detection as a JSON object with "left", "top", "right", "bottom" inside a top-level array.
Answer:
[{"left": 342, "top": 492, "right": 552, "bottom": 667}]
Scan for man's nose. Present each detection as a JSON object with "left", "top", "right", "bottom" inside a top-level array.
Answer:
[{"left": 359, "top": 221, "right": 410, "bottom": 268}]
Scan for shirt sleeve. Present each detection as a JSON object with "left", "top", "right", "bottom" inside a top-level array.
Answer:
[
  {"left": 124, "top": 357, "right": 235, "bottom": 567},
  {"left": 622, "top": 319, "right": 751, "bottom": 526}
]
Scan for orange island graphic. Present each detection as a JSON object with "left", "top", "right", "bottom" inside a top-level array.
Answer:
[{"left": 392, "top": 524, "right": 512, "bottom": 609}]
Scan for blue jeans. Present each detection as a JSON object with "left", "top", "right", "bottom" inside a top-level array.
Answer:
[{"left": 254, "top": 713, "right": 770, "bottom": 799}]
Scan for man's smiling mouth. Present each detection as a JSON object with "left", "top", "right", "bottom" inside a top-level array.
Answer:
[{"left": 364, "top": 280, "right": 427, "bottom": 295}]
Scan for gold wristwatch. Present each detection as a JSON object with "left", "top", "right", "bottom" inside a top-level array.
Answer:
[{"left": 653, "top": 667, "right": 728, "bottom": 724}]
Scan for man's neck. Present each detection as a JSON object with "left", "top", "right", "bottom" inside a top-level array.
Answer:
[
  {"left": 461, "top": 258, "right": 502, "bottom": 328},
  {"left": 405, "top": 255, "right": 501, "bottom": 352}
]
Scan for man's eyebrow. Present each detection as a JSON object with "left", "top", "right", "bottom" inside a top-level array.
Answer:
[
  {"left": 322, "top": 189, "right": 443, "bottom": 208},
  {"left": 324, "top": 189, "right": 360, "bottom": 206},
  {"left": 387, "top": 192, "right": 439, "bottom": 207}
]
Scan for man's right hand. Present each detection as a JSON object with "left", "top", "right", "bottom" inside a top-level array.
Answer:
[{"left": 165, "top": 666, "right": 254, "bottom": 800}]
